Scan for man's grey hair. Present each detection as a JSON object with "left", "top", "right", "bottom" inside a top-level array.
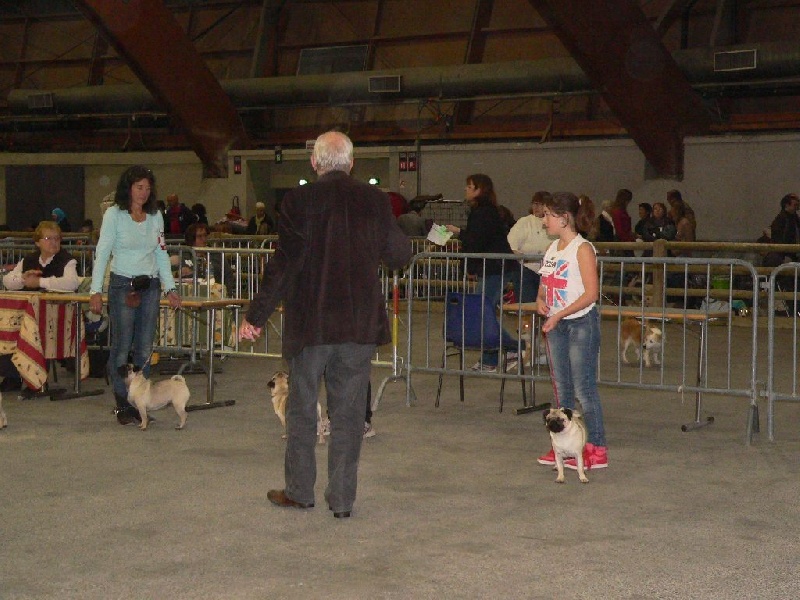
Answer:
[{"left": 312, "top": 131, "right": 353, "bottom": 174}]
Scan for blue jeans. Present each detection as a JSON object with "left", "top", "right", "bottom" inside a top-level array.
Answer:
[
  {"left": 107, "top": 273, "right": 162, "bottom": 403},
  {"left": 545, "top": 307, "right": 606, "bottom": 447},
  {"left": 479, "top": 273, "right": 517, "bottom": 367},
  {"left": 286, "top": 343, "right": 374, "bottom": 512}
]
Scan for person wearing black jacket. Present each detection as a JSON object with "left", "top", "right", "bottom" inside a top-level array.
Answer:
[
  {"left": 238, "top": 131, "right": 412, "bottom": 519},
  {"left": 765, "top": 193, "right": 800, "bottom": 266},
  {"left": 446, "top": 174, "right": 516, "bottom": 372}
]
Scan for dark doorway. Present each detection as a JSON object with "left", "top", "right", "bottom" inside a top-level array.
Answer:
[{"left": 5, "top": 165, "right": 84, "bottom": 231}]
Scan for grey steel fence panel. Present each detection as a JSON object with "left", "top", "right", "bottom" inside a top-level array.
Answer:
[
  {"left": 403, "top": 251, "right": 761, "bottom": 442},
  {"left": 766, "top": 263, "right": 800, "bottom": 441}
]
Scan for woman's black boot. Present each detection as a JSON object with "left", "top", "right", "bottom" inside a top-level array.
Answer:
[{"left": 114, "top": 394, "right": 139, "bottom": 425}]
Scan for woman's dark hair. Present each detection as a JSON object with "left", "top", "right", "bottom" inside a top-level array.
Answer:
[
  {"left": 466, "top": 173, "right": 497, "bottom": 206},
  {"left": 184, "top": 222, "right": 209, "bottom": 246},
  {"left": 666, "top": 189, "right": 683, "bottom": 205},
  {"left": 613, "top": 188, "right": 633, "bottom": 209},
  {"left": 545, "top": 191, "right": 596, "bottom": 234},
  {"left": 191, "top": 203, "right": 207, "bottom": 217},
  {"left": 532, "top": 191, "right": 552, "bottom": 205},
  {"left": 780, "top": 193, "right": 799, "bottom": 210},
  {"left": 638, "top": 202, "right": 652, "bottom": 215},
  {"left": 114, "top": 165, "right": 158, "bottom": 214}
]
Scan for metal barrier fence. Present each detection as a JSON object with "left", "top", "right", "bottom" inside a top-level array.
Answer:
[
  {"left": 766, "top": 262, "right": 800, "bottom": 441},
  {"left": 168, "top": 246, "right": 404, "bottom": 375},
  {"left": 401, "top": 251, "right": 763, "bottom": 443}
]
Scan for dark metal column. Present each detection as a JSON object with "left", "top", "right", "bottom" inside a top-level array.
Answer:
[
  {"left": 74, "top": 0, "right": 250, "bottom": 177},
  {"left": 529, "top": 0, "right": 711, "bottom": 178}
]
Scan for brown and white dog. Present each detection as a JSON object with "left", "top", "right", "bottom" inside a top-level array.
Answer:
[
  {"left": 118, "top": 364, "right": 190, "bottom": 431},
  {"left": 543, "top": 407, "right": 588, "bottom": 484},
  {"left": 0, "top": 391, "right": 6, "bottom": 429},
  {"left": 267, "top": 371, "right": 327, "bottom": 444},
  {"left": 518, "top": 314, "right": 547, "bottom": 366},
  {"left": 620, "top": 318, "right": 662, "bottom": 368}
]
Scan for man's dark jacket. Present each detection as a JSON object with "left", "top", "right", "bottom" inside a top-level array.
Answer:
[{"left": 246, "top": 170, "right": 413, "bottom": 359}]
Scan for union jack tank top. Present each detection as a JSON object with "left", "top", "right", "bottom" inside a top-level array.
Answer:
[{"left": 538, "top": 234, "right": 596, "bottom": 320}]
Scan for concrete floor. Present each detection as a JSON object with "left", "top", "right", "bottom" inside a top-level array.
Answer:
[{"left": 1, "top": 349, "right": 799, "bottom": 600}]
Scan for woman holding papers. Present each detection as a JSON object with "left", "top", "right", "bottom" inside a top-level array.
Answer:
[{"left": 445, "top": 174, "right": 515, "bottom": 372}]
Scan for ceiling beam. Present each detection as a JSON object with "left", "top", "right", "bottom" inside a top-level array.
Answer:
[
  {"left": 529, "top": 0, "right": 711, "bottom": 178},
  {"left": 454, "top": 0, "right": 496, "bottom": 127},
  {"left": 72, "top": 0, "right": 251, "bottom": 177}
]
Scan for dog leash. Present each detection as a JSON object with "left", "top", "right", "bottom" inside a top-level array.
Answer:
[{"left": 542, "top": 327, "right": 560, "bottom": 409}]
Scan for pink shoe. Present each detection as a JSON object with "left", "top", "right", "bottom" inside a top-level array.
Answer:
[
  {"left": 565, "top": 444, "right": 608, "bottom": 470},
  {"left": 537, "top": 448, "right": 556, "bottom": 466}
]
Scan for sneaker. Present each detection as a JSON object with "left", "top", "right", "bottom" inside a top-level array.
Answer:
[
  {"left": 565, "top": 444, "right": 608, "bottom": 470},
  {"left": 363, "top": 422, "right": 376, "bottom": 438},
  {"left": 537, "top": 448, "right": 556, "bottom": 466},
  {"left": 470, "top": 361, "right": 497, "bottom": 373}
]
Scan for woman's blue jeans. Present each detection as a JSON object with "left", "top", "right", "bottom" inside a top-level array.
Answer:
[
  {"left": 107, "top": 273, "right": 161, "bottom": 403},
  {"left": 479, "top": 272, "right": 517, "bottom": 367},
  {"left": 545, "top": 307, "right": 606, "bottom": 447}
]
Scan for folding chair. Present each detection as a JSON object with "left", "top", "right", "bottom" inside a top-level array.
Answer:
[{"left": 435, "top": 292, "right": 526, "bottom": 412}]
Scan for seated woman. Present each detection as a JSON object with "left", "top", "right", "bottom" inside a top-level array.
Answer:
[
  {"left": 0, "top": 221, "right": 79, "bottom": 390},
  {"left": 2, "top": 221, "right": 79, "bottom": 292}
]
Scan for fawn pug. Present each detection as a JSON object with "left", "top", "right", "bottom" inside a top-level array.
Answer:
[
  {"left": 543, "top": 407, "right": 588, "bottom": 484},
  {"left": 620, "top": 317, "right": 662, "bottom": 368},
  {"left": 268, "top": 371, "right": 327, "bottom": 444},
  {"left": 118, "top": 364, "right": 190, "bottom": 431}
]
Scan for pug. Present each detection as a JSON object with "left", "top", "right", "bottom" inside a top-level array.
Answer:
[
  {"left": 268, "top": 371, "right": 327, "bottom": 444},
  {"left": 543, "top": 407, "right": 588, "bottom": 484}
]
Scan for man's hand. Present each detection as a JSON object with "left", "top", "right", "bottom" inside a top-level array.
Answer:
[{"left": 238, "top": 318, "right": 262, "bottom": 341}]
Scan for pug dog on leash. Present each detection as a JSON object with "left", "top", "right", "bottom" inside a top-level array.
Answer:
[
  {"left": 118, "top": 364, "right": 191, "bottom": 431},
  {"left": 268, "top": 371, "right": 327, "bottom": 444},
  {"left": 543, "top": 407, "right": 588, "bottom": 484}
]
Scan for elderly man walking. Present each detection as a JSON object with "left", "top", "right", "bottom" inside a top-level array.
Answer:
[{"left": 239, "top": 131, "right": 412, "bottom": 518}]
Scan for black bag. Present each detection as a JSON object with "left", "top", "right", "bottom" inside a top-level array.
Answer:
[{"left": 131, "top": 275, "right": 151, "bottom": 291}]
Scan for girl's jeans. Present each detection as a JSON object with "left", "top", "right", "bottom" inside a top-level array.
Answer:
[{"left": 545, "top": 307, "right": 606, "bottom": 447}]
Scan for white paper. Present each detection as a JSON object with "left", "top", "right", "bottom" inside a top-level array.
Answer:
[{"left": 427, "top": 223, "right": 454, "bottom": 246}]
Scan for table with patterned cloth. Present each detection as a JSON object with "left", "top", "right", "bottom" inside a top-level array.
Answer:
[
  {"left": 158, "top": 282, "right": 228, "bottom": 349},
  {"left": 0, "top": 292, "right": 89, "bottom": 390}
]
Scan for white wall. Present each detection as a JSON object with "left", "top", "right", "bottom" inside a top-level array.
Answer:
[
  {"left": 417, "top": 133, "right": 800, "bottom": 242},
  {"left": 1, "top": 133, "right": 797, "bottom": 241}
]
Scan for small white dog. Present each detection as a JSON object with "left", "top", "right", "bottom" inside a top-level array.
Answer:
[
  {"left": 0, "top": 391, "right": 6, "bottom": 429},
  {"left": 118, "top": 364, "right": 191, "bottom": 431}
]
